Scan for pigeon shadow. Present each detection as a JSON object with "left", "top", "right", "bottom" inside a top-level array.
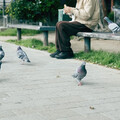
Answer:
[
  {"left": 0, "top": 79, "right": 9, "bottom": 83},
  {"left": 20, "top": 62, "right": 36, "bottom": 66},
  {"left": 1, "top": 61, "right": 14, "bottom": 64},
  {"left": 82, "top": 81, "right": 98, "bottom": 86}
]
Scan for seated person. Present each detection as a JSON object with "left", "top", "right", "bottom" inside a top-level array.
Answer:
[{"left": 50, "top": 0, "right": 100, "bottom": 59}]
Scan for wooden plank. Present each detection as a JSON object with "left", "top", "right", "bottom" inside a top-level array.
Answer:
[
  {"left": 40, "top": 26, "right": 55, "bottom": 31},
  {"left": 77, "top": 32, "right": 120, "bottom": 41},
  {"left": 7, "top": 24, "right": 56, "bottom": 31},
  {"left": 7, "top": 24, "right": 40, "bottom": 30}
]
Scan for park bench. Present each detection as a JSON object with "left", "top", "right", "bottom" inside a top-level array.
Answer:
[
  {"left": 58, "top": 9, "right": 120, "bottom": 52},
  {"left": 7, "top": 24, "right": 55, "bottom": 46},
  {"left": 77, "top": 32, "right": 120, "bottom": 52}
]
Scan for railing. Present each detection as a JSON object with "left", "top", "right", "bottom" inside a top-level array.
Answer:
[
  {"left": 0, "top": 1, "right": 11, "bottom": 8},
  {"left": 0, "top": 0, "right": 11, "bottom": 27}
]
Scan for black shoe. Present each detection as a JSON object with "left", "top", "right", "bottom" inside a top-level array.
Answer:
[
  {"left": 50, "top": 50, "right": 61, "bottom": 58},
  {"left": 55, "top": 52, "right": 74, "bottom": 59}
]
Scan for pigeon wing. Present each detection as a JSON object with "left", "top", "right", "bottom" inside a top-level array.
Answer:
[
  {"left": 72, "top": 67, "right": 79, "bottom": 78},
  {"left": 21, "top": 50, "right": 30, "bottom": 62},
  {"left": 17, "top": 49, "right": 25, "bottom": 59},
  {"left": 77, "top": 66, "right": 87, "bottom": 81}
]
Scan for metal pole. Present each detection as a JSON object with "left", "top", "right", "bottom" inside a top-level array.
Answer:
[
  {"left": 17, "top": 28, "right": 22, "bottom": 40},
  {"left": 3, "top": 0, "right": 6, "bottom": 26},
  {"left": 84, "top": 37, "right": 91, "bottom": 52},
  {"left": 43, "top": 31, "right": 48, "bottom": 46},
  {"left": 3, "top": 0, "right": 6, "bottom": 16}
]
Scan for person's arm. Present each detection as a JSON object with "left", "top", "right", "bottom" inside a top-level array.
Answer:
[{"left": 64, "top": 0, "right": 96, "bottom": 20}]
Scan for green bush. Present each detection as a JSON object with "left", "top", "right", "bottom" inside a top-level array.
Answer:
[{"left": 6, "top": 0, "right": 61, "bottom": 25}]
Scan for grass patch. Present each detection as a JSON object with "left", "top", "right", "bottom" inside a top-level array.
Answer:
[
  {"left": 22, "top": 29, "right": 41, "bottom": 36},
  {"left": 7, "top": 39, "right": 120, "bottom": 70},
  {"left": 0, "top": 28, "right": 41, "bottom": 36},
  {"left": 7, "top": 38, "right": 56, "bottom": 53},
  {"left": 75, "top": 50, "right": 120, "bottom": 70},
  {"left": 0, "top": 28, "right": 17, "bottom": 36}
]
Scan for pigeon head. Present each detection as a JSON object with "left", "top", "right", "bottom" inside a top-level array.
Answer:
[
  {"left": 81, "top": 61, "right": 86, "bottom": 66},
  {"left": 80, "top": 61, "right": 86, "bottom": 69},
  {"left": 17, "top": 46, "right": 22, "bottom": 51}
]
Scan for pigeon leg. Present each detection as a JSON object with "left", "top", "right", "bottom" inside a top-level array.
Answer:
[
  {"left": 78, "top": 82, "right": 82, "bottom": 86},
  {"left": 76, "top": 79, "right": 82, "bottom": 86}
]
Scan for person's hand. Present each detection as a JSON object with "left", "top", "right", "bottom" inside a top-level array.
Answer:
[{"left": 64, "top": 4, "right": 72, "bottom": 14}]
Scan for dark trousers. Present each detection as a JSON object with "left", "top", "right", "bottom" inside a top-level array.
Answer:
[{"left": 55, "top": 21, "right": 93, "bottom": 52}]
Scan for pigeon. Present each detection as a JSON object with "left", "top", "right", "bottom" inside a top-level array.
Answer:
[
  {"left": 104, "top": 16, "right": 120, "bottom": 34},
  {"left": 0, "top": 46, "right": 5, "bottom": 61},
  {"left": 72, "top": 61, "right": 87, "bottom": 86},
  {"left": 0, "top": 61, "right": 2, "bottom": 69},
  {"left": 17, "top": 46, "right": 30, "bottom": 63}
]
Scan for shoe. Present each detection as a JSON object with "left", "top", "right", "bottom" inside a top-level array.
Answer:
[
  {"left": 55, "top": 52, "right": 74, "bottom": 59},
  {"left": 50, "top": 50, "right": 61, "bottom": 58}
]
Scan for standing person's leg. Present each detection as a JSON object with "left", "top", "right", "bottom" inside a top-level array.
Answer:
[{"left": 50, "top": 21, "right": 92, "bottom": 59}]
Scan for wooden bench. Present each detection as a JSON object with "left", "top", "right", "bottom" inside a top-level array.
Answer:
[
  {"left": 77, "top": 32, "right": 120, "bottom": 52},
  {"left": 7, "top": 24, "right": 56, "bottom": 46},
  {"left": 58, "top": 9, "right": 120, "bottom": 52}
]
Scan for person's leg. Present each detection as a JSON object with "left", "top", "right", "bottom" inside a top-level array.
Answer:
[
  {"left": 50, "top": 21, "right": 64, "bottom": 58},
  {"left": 50, "top": 21, "right": 75, "bottom": 58},
  {"left": 50, "top": 21, "right": 92, "bottom": 59},
  {"left": 55, "top": 21, "right": 63, "bottom": 51},
  {"left": 56, "top": 21, "right": 92, "bottom": 52}
]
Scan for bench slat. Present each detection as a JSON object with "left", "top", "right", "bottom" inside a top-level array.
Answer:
[
  {"left": 77, "top": 32, "right": 120, "bottom": 41},
  {"left": 7, "top": 24, "right": 40, "bottom": 30},
  {"left": 7, "top": 24, "right": 56, "bottom": 31},
  {"left": 40, "top": 26, "right": 55, "bottom": 31}
]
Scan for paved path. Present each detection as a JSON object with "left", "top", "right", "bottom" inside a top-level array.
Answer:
[{"left": 0, "top": 41, "right": 120, "bottom": 120}]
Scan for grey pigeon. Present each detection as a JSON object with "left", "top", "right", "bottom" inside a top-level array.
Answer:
[
  {"left": 17, "top": 46, "right": 30, "bottom": 63},
  {"left": 0, "top": 46, "right": 5, "bottom": 61},
  {"left": 0, "top": 61, "right": 2, "bottom": 69},
  {"left": 104, "top": 16, "right": 120, "bottom": 33},
  {"left": 72, "top": 61, "right": 87, "bottom": 86}
]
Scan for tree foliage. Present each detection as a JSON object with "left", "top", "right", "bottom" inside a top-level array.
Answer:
[{"left": 6, "top": 0, "right": 61, "bottom": 25}]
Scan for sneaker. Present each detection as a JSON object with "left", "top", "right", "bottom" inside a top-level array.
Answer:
[
  {"left": 55, "top": 52, "right": 74, "bottom": 59},
  {"left": 50, "top": 50, "right": 61, "bottom": 58}
]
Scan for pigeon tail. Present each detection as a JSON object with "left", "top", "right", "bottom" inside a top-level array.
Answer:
[{"left": 27, "top": 59, "right": 31, "bottom": 62}]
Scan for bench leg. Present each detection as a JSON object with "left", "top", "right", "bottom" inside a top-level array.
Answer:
[
  {"left": 17, "top": 28, "right": 21, "bottom": 40},
  {"left": 84, "top": 37, "right": 91, "bottom": 52},
  {"left": 43, "top": 31, "right": 48, "bottom": 46}
]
